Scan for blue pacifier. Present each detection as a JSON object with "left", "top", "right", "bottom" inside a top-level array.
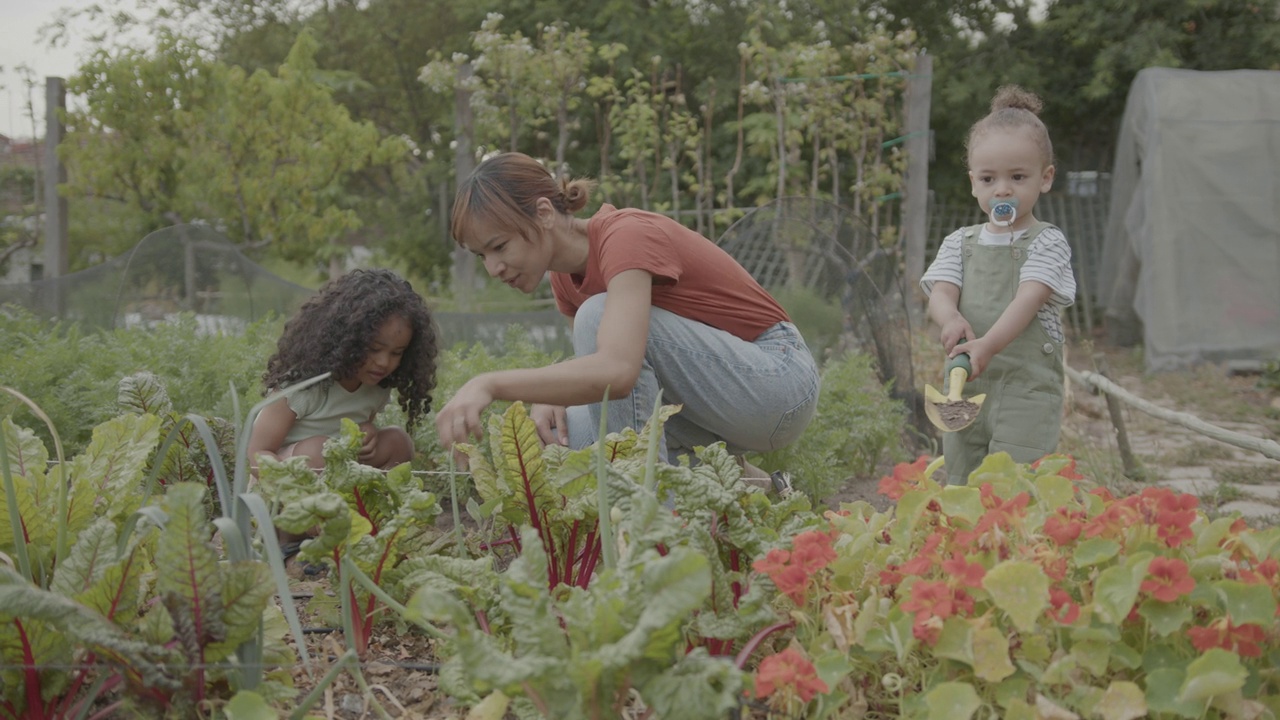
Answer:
[{"left": 989, "top": 198, "right": 1019, "bottom": 227}]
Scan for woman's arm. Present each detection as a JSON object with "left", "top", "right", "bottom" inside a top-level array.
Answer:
[
  {"left": 436, "top": 269, "right": 653, "bottom": 447},
  {"left": 246, "top": 398, "right": 297, "bottom": 468}
]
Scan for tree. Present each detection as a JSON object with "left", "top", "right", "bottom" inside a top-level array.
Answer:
[{"left": 63, "top": 31, "right": 409, "bottom": 274}]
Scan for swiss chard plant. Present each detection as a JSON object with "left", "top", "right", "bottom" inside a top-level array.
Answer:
[
  {"left": 413, "top": 401, "right": 827, "bottom": 717},
  {"left": 0, "top": 397, "right": 292, "bottom": 719},
  {"left": 747, "top": 452, "right": 1280, "bottom": 720},
  {"left": 254, "top": 418, "right": 444, "bottom": 656}
]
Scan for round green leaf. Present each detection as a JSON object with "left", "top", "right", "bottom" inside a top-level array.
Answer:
[
  {"left": 1177, "top": 648, "right": 1247, "bottom": 704},
  {"left": 1094, "top": 681, "right": 1147, "bottom": 720},
  {"left": 926, "top": 681, "right": 981, "bottom": 720},
  {"left": 983, "top": 560, "right": 1049, "bottom": 632}
]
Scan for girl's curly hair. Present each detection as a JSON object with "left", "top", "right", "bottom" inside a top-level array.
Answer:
[{"left": 263, "top": 269, "right": 439, "bottom": 431}]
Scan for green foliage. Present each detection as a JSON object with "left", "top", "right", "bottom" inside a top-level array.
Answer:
[
  {"left": 754, "top": 352, "right": 908, "bottom": 501},
  {"left": 1259, "top": 358, "right": 1280, "bottom": 393},
  {"left": 409, "top": 401, "right": 825, "bottom": 718},
  {"left": 752, "top": 453, "right": 1280, "bottom": 718},
  {"left": 0, "top": 308, "right": 279, "bottom": 454},
  {"left": 64, "top": 30, "right": 410, "bottom": 268},
  {"left": 772, "top": 285, "right": 847, "bottom": 364}
]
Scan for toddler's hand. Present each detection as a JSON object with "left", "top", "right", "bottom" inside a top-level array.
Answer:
[
  {"left": 530, "top": 404, "right": 569, "bottom": 447},
  {"left": 950, "top": 337, "right": 994, "bottom": 380},
  {"left": 940, "top": 316, "right": 975, "bottom": 354}
]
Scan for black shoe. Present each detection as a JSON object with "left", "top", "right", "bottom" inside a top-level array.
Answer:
[{"left": 769, "top": 471, "right": 794, "bottom": 499}]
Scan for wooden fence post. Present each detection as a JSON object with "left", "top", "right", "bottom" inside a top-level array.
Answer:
[{"left": 902, "top": 53, "right": 932, "bottom": 319}]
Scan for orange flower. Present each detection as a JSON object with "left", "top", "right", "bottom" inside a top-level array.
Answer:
[
  {"left": 877, "top": 456, "right": 930, "bottom": 500},
  {"left": 753, "top": 549, "right": 791, "bottom": 577},
  {"left": 901, "top": 531, "right": 946, "bottom": 576},
  {"left": 1141, "top": 557, "right": 1196, "bottom": 602},
  {"left": 1153, "top": 492, "right": 1198, "bottom": 548},
  {"left": 754, "top": 648, "right": 829, "bottom": 702},
  {"left": 1187, "top": 618, "right": 1266, "bottom": 658},
  {"left": 902, "top": 580, "right": 954, "bottom": 622}
]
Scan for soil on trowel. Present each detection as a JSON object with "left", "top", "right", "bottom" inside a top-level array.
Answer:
[{"left": 938, "top": 399, "right": 980, "bottom": 430}]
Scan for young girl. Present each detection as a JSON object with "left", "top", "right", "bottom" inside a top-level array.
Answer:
[
  {"left": 247, "top": 268, "right": 439, "bottom": 474},
  {"left": 434, "top": 152, "right": 819, "bottom": 475},
  {"left": 920, "top": 85, "right": 1077, "bottom": 485}
]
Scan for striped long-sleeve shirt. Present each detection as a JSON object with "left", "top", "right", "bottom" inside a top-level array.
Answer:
[{"left": 920, "top": 224, "right": 1077, "bottom": 342}]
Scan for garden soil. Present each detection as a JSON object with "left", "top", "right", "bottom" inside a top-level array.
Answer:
[{"left": 283, "top": 340, "right": 1279, "bottom": 719}]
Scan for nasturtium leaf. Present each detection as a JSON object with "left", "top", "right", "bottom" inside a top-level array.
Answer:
[
  {"left": 853, "top": 590, "right": 879, "bottom": 646},
  {"left": 1139, "top": 598, "right": 1192, "bottom": 636},
  {"left": 968, "top": 451, "right": 1020, "bottom": 492},
  {"left": 1177, "top": 648, "right": 1247, "bottom": 704},
  {"left": 1094, "top": 681, "right": 1146, "bottom": 720},
  {"left": 1018, "top": 632, "right": 1052, "bottom": 663},
  {"left": 1194, "top": 516, "right": 1237, "bottom": 555},
  {"left": 1071, "top": 639, "right": 1110, "bottom": 677},
  {"left": 1072, "top": 538, "right": 1120, "bottom": 567},
  {"left": 995, "top": 677, "right": 1031, "bottom": 709},
  {"left": 1213, "top": 579, "right": 1278, "bottom": 626},
  {"left": 983, "top": 560, "right": 1049, "bottom": 632},
  {"left": 1109, "top": 642, "right": 1142, "bottom": 670},
  {"left": 938, "top": 486, "right": 984, "bottom": 525},
  {"left": 972, "top": 624, "right": 1016, "bottom": 682},
  {"left": 1002, "top": 698, "right": 1036, "bottom": 720},
  {"left": 1033, "top": 474, "right": 1075, "bottom": 511},
  {"left": 925, "top": 681, "right": 981, "bottom": 720},
  {"left": 932, "top": 617, "right": 973, "bottom": 664},
  {"left": 1145, "top": 667, "right": 1204, "bottom": 717},
  {"left": 1092, "top": 553, "right": 1152, "bottom": 624},
  {"left": 896, "top": 488, "right": 935, "bottom": 536},
  {"left": 1240, "top": 526, "right": 1280, "bottom": 561}
]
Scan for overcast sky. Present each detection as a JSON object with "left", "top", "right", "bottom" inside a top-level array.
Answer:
[{"left": 0, "top": 0, "right": 112, "bottom": 139}]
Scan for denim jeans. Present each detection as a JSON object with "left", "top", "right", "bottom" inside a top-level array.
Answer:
[{"left": 565, "top": 294, "right": 820, "bottom": 462}]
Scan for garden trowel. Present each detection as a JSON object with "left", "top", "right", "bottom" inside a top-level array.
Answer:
[{"left": 924, "top": 352, "right": 986, "bottom": 432}]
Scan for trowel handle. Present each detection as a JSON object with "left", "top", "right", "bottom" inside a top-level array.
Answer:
[
  {"left": 945, "top": 353, "right": 973, "bottom": 377},
  {"left": 945, "top": 353, "right": 973, "bottom": 402}
]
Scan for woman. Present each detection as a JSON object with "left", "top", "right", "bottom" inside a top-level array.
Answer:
[{"left": 435, "top": 152, "right": 819, "bottom": 468}]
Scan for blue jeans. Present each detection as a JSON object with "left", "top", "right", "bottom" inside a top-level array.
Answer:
[{"left": 565, "top": 294, "right": 820, "bottom": 462}]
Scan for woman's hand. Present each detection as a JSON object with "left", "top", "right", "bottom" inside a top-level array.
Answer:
[
  {"left": 435, "top": 376, "right": 495, "bottom": 449},
  {"left": 530, "top": 404, "right": 569, "bottom": 446}
]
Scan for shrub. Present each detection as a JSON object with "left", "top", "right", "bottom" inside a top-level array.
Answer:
[
  {"left": 749, "top": 452, "right": 1280, "bottom": 719},
  {"left": 754, "top": 351, "right": 908, "bottom": 501}
]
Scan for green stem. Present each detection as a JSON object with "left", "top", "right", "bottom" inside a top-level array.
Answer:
[
  {"left": 595, "top": 391, "right": 616, "bottom": 571},
  {"left": 344, "top": 557, "right": 447, "bottom": 639},
  {"left": 447, "top": 454, "right": 465, "bottom": 557}
]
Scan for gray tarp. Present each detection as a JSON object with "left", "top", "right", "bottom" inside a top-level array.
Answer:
[{"left": 1101, "top": 68, "right": 1280, "bottom": 371}]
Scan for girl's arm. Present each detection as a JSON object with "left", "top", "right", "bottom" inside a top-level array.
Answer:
[
  {"left": 952, "top": 280, "right": 1053, "bottom": 378},
  {"left": 246, "top": 398, "right": 298, "bottom": 468},
  {"left": 437, "top": 269, "right": 652, "bottom": 447}
]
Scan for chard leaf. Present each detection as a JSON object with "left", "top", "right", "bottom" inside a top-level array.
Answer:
[
  {"left": 67, "top": 413, "right": 162, "bottom": 524},
  {"left": 117, "top": 371, "right": 173, "bottom": 415},
  {"left": 204, "top": 560, "right": 274, "bottom": 662},
  {"left": 154, "top": 483, "right": 223, "bottom": 660},
  {"left": 639, "top": 648, "right": 743, "bottom": 720}
]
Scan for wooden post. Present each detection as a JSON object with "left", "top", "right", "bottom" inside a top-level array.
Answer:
[
  {"left": 902, "top": 54, "right": 932, "bottom": 318},
  {"left": 43, "top": 77, "right": 69, "bottom": 315},
  {"left": 452, "top": 62, "right": 478, "bottom": 310},
  {"left": 1092, "top": 354, "right": 1141, "bottom": 479}
]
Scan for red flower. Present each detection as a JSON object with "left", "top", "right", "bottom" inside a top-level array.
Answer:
[
  {"left": 1187, "top": 618, "right": 1266, "bottom": 658},
  {"left": 941, "top": 553, "right": 986, "bottom": 589},
  {"left": 879, "top": 563, "right": 904, "bottom": 587},
  {"left": 770, "top": 565, "right": 812, "bottom": 605},
  {"left": 754, "top": 648, "right": 829, "bottom": 702},
  {"left": 753, "top": 549, "right": 790, "bottom": 577},
  {"left": 1043, "top": 510, "right": 1084, "bottom": 546},
  {"left": 1141, "top": 557, "right": 1196, "bottom": 602},
  {"left": 790, "top": 530, "right": 837, "bottom": 574},
  {"left": 902, "top": 580, "right": 955, "bottom": 621},
  {"left": 1047, "top": 587, "right": 1080, "bottom": 624},
  {"left": 1153, "top": 492, "right": 1198, "bottom": 548},
  {"left": 877, "top": 456, "right": 931, "bottom": 500}
]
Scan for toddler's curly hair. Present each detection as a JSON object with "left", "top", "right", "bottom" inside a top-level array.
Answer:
[{"left": 263, "top": 268, "right": 439, "bottom": 431}]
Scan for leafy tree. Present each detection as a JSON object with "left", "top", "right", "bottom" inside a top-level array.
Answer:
[{"left": 62, "top": 31, "right": 409, "bottom": 272}]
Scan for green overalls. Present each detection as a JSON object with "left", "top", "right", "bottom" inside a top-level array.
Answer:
[{"left": 944, "top": 221, "right": 1065, "bottom": 485}]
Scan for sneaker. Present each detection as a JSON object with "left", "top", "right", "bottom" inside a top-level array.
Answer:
[{"left": 769, "top": 471, "right": 794, "bottom": 499}]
